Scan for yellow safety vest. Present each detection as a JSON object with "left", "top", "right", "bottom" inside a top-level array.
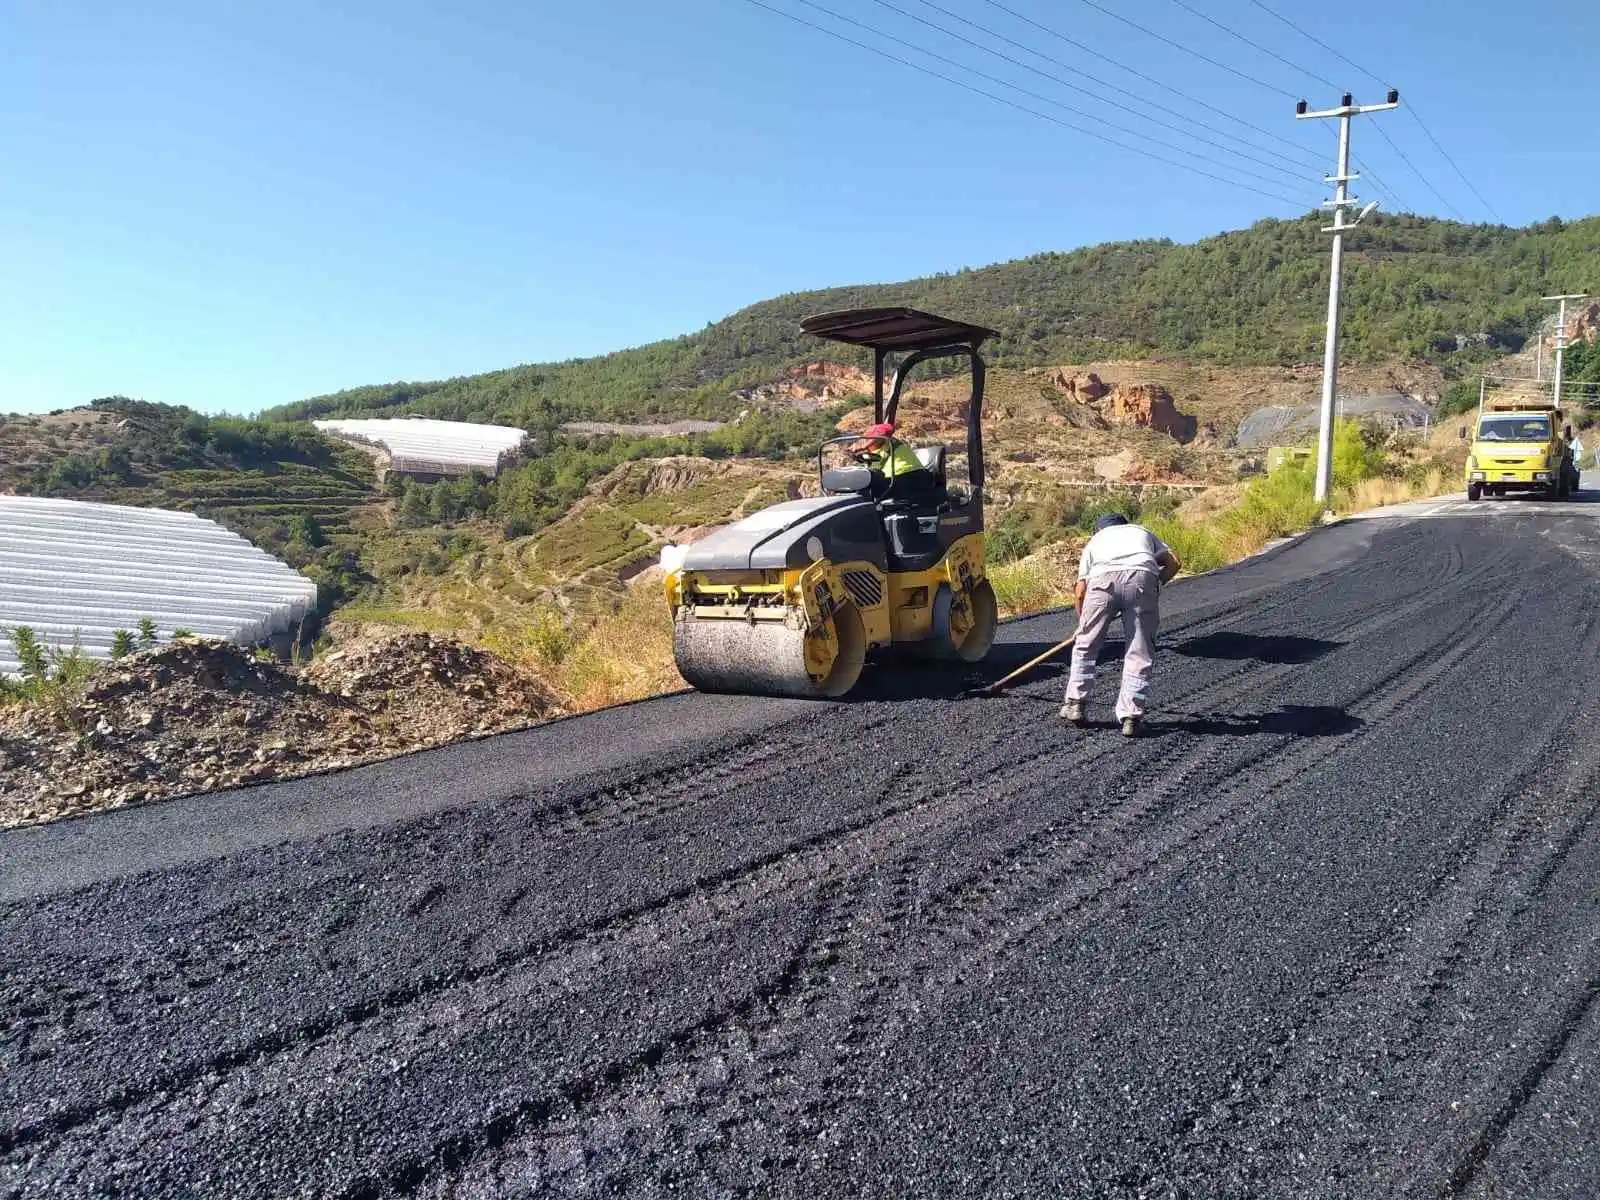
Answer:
[{"left": 867, "top": 441, "right": 925, "bottom": 478}]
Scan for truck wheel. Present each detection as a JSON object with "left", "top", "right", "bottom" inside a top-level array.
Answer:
[{"left": 1466, "top": 483, "right": 1481, "bottom": 502}]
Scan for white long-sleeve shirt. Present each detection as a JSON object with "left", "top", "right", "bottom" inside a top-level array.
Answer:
[{"left": 1077, "top": 524, "right": 1171, "bottom": 581}]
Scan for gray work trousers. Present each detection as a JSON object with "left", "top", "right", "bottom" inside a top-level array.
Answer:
[{"left": 1065, "top": 569, "right": 1160, "bottom": 719}]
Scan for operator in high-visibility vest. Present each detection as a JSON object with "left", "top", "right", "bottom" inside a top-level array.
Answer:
[{"left": 851, "top": 421, "right": 936, "bottom": 500}]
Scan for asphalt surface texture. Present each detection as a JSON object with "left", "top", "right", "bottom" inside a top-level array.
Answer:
[{"left": 5, "top": 491, "right": 1600, "bottom": 1199}]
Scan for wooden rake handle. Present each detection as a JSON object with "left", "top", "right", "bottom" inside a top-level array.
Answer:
[{"left": 981, "top": 634, "right": 1076, "bottom": 695}]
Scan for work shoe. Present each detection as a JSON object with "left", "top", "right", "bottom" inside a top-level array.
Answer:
[
  {"left": 1121, "top": 716, "right": 1142, "bottom": 738},
  {"left": 1060, "top": 700, "right": 1085, "bottom": 725}
]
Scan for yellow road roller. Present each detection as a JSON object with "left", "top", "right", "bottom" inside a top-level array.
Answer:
[{"left": 663, "top": 306, "right": 1001, "bottom": 698}]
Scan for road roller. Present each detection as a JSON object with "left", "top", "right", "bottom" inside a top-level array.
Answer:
[{"left": 662, "top": 306, "right": 1001, "bottom": 698}]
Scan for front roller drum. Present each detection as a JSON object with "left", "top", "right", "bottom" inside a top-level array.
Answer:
[{"left": 673, "top": 602, "right": 867, "bottom": 699}]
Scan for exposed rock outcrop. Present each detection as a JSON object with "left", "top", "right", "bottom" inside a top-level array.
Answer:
[
  {"left": 1050, "top": 371, "right": 1199, "bottom": 443},
  {"left": 1101, "top": 383, "right": 1199, "bottom": 443},
  {"left": 590, "top": 456, "right": 728, "bottom": 499},
  {"left": 1556, "top": 300, "right": 1600, "bottom": 347},
  {"left": 731, "top": 361, "right": 873, "bottom": 411},
  {"left": 1051, "top": 370, "right": 1111, "bottom": 404},
  {"left": 835, "top": 395, "right": 968, "bottom": 439}
]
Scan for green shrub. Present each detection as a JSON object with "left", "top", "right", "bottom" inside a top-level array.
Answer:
[
  {"left": 987, "top": 559, "right": 1067, "bottom": 616},
  {"left": 1221, "top": 462, "right": 1322, "bottom": 547},
  {"left": 1331, "top": 419, "right": 1384, "bottom": 487},
  {"left": 290, "top": 512, "right": 327, "bottom": 548},
  {"left": 529, "top": 610, "right": 571, "bottom": 665},
  {"left": 1145, "top": 515, "right": 1227, "bottom": 575},
  {"left": 1436, "top": 379, "right": 1480, "bottom": 418},
  {"left": 986, "top": 511, "right": 1033, "bottom": 564},
  {"left": 2, "top": 627, "right": 97, "bottom": 707},
  {"left": 10, "top": 626, "right": 48, "bottom": 680}
]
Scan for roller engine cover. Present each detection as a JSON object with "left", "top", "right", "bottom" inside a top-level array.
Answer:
[{"left": 680, "top": 497, "right": 886, "bottom": 571}]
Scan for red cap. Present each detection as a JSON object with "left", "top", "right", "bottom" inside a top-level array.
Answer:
[{"left": 863, "top": 421, "right": 895, "bottom": 439}]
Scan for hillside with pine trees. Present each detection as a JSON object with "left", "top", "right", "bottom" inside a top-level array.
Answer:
[{"left": 266, "top": 213, "right": 1599, "bottom": 429}]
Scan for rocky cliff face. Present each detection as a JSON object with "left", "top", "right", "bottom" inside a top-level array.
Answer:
[
  {"left": 1051, "top": 371, "right": 1199, "bottom": 443},
  {"left": 1561, "top": 300, "right": 1600, "bottom": 347},
  {"left": 731, "top": 362, "right": 873, "bottom": 411}
]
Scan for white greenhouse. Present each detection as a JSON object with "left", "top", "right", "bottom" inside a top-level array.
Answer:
[
  {"left": 0, "top": 496, "right": 319, "bottom": 677},
  {"left": 313, "top": 417, "right": 527, "bottom": 478}
]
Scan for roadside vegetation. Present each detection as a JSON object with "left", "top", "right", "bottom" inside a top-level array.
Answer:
[
  {"left": 0, "top": 627, "right": 97, "bottom": 709},
  {"left": 982, "top": 419, "right": 1451, "bottom": 618},
  {"left": 1, "top": 620, "right": 201, "bottom": 711}
]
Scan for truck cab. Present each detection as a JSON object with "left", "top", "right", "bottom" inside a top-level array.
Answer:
[{"left": 1464, "top": 403, "right": 1575, "bottom": 501}]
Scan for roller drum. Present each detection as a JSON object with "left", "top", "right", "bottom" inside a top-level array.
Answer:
[{"left": 673, "top": 603, "right": 865, "bottom": 699}]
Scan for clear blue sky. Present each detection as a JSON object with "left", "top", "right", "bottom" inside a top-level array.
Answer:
[{"left": 2, "top": 0, "right": 1594, "bottom": 416}]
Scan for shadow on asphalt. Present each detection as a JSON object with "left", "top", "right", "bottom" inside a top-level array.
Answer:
[
  {"left": 858, "top": 631, "right": 1344, "bottom": 705},
  {"left": 1169, "top": 632, "right": 1342, "bottom": 665},
  {"left": 854, "top": 640, "right": 1077, "bottom": 702}
]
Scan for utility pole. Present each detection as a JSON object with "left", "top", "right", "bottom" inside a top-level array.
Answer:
[
  {"left": 1297, "top": 90, "right": 1401, "bottom": 505},
  {"left": 1544, "top": 292, "right": 1588, "bottom": 410}
]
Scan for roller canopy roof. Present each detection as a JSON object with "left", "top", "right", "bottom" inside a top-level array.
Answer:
[{"left": 800, "top": 307, "right": 998, "bottom": 352}]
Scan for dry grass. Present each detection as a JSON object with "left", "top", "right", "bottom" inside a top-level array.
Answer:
[
  {"left": 991, "top": 455, "right": 1455, "bottom": 623},
  {"left": 1344, "top": 467, "right": 1449, "bottom": 512},
  {"left": 988, "top": 559, "right": 1071, "bottom": 618},
  {"left": 548, "top": 586, "right": 681, "bottom": 711}
]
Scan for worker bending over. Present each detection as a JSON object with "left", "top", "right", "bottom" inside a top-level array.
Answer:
[
  {"left": 852, "top": 421, "right": 937, "bottom": 502},
  {"left": 1061, "top": 513, "right": 1181, "bottom": 737}
]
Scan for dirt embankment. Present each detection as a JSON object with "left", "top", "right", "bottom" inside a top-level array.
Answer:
[{"left": 0, "top": 635, "right": 560, "bottom": 828}]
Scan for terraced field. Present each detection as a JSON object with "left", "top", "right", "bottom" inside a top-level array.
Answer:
[
  {"left": 353, "top": 459, "right": 803, "bottom": 641},
  {"left": 138, "top": 460, "right": 381, "bottom": 539}
]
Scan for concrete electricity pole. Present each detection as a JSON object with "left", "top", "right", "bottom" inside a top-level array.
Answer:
[
  {"left": 1297, "top": 90, "right": 1400, "bottom": 505},
  {"left": 1544, "top": 292, "right": 1589, "bottom": 409}
]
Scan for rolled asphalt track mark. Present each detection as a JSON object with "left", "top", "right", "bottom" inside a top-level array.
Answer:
[{"left": 5, "top": 486, "right": 1600, "bottom": 1198}]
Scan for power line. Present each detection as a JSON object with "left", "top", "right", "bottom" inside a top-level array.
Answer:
[
  {"left": 970, "top": 0, "right": 1326, "bottom": 171},
  {"left": 1370, "top": 120, "right": 1467, "bottom": 221},
  {"left": 1049, "top": 0, "right": 1340, "bottom": 179},
  {"left": 1243, "top": 0, "right": 1389, "bottom": 87},
  {"left": 1175, "top": 0, "right": 1461, "bottom": 219},
  {"left": 1406, "top": 104, "right": 1504, "bottom": 223},
  {"left": 1165, "top": 0, "right": 1337, "bottom": 90},
  {"left": 737, "top": 0, "right": 1316, "bottom": 209},
  {"left": 1243, "top": 0, "right": 1503, "bottom": 222},
  {"left": 792, "top": 0, "right": 1321, "bottom": 195},
  {"left": 1061, "top": 0, "right": 1300, "bottom": 99},
  {"left": 868, "top": 0, "right": 1320, "bottom": 184},
  {"left": 1346, "top": 147, "right": 1406, "bottom": 212}
]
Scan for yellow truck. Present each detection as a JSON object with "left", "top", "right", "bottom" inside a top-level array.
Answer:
[{"left": 1464, "top": 402, "right": 1578, "bottom": 502}]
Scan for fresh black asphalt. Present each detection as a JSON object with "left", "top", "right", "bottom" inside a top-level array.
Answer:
[{"left": 4, "top": 501, "right": 1600, "bottom": 1198}]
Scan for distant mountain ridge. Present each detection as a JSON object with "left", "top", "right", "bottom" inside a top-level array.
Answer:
[{"left": 264, "top": 213, "right": 1599, "bottom": 430}]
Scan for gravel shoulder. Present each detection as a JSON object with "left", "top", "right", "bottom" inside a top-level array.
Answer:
[{"left": 4, "top": 506, "right": 1600, "bottom": 1198}]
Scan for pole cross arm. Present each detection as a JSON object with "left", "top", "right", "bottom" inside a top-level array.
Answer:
[{"left": 1297, "top": 100, "right": 1400, "bottom": 119}]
